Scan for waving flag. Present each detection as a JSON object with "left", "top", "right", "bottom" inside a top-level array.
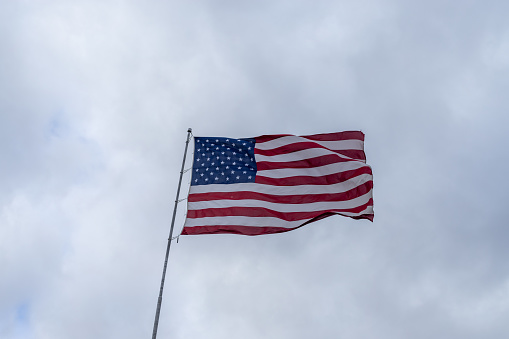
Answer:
[{"left": 182, "top": 132, "right": 373, "bottom": 236}]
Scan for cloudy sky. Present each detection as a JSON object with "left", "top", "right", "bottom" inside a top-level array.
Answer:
[{"left": 2, "top": 0, "right": 509, "bottom": 338}]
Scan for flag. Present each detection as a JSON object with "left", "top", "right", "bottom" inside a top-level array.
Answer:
[{"left": 181, "top": 131, "right": 373, "bottom": 236}]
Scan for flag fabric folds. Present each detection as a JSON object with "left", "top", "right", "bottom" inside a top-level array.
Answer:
[{"left": 181, "top": 132, "right": 373, "bottom": 236}]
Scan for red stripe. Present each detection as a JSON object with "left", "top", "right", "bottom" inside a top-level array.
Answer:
[
  {"left": 301, "top": 131, "right": 364, "bottom": 141},
  {"left": 255, "top": 167, "right": 372, "bottom": 186},
  {"left": 188, "top": 181, "right": 373, "bottom": 204},
  {"left": 255, "top": 141, "right": 366, "bottom": 161},
  {"left": 187, "top": 199, "right": 374, "bottom": 221},
  {"left": 351, "top": 213, "right": 374, "bottom": 221},
  {"left": 254, "top": 131, "right": 364, "bottom": 144},
  {"left": 182, "top": 225, "right": 294, "bottom": 236},
  {"left": 256, "top": 154, "right": 354, "bottom": 171},
  {"left": 298, "top": 211, "right": 373, "bottom": 225},
  {"left": 255, "top": 134, "right": 293, "bottom": 143}
]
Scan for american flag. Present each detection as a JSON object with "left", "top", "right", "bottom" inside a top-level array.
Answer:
[{"left": 181, "top": 131, "right": 373, "bottom": 236}]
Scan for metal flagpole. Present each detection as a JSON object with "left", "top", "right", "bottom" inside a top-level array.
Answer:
[{"left": 152, "top": 128, "right": 193, "bottom": 339}]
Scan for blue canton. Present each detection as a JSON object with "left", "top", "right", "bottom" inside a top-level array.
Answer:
[{"left": 191, "top": 137, "right": 257, "bottom": 186}]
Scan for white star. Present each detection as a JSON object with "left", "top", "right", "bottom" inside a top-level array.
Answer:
[
  {"left": 221, "top": 161, "right": 224, "bottom": 165},
  {"left": 231, "top": 170, "right": 235, "bottom": 174},
  {"left": 227, "top": 157, "right": 231, "bottom": 160},
  {"left": 233, "top": 152, "right": 236, "bottom": 155},
  {"left": 207, "top": 157, "right": 210, "bottom": 161},
  {"left": 239, "top": 158, "right": 243, "bottom": 161},
  {"left": 195, "top": 179, "right": 198, "bottom": 182},
  {"left": 200, "top": 173, "right": 204, "bottom": 177},
  {"left": 226, "top": 166, "right": 230, "bottom": 169},
  {"left": 248, "top": 176, "right": 252, "bottom": 179},
  {"left": 205, "top": 168, "right": 209, "bottom": 171},
  {"left": 236, "top": 176, "right": 240, "bottom": 180},
  {"left": 216, "top": 139, "right": 219, "bottom": 142},
  {"left": 232, "top": 162, "right": 236, "bottom": 165},
  {"left": 197, "top": 158, "right": 200, "bottom": 162},
  {"left": 243, "top": 171, "right": 247, "bottom": 174},
  {"left": 238, "top": 166, "right": 241, "bottom": 170},
  {"left": 206, "top": 139, "right": 209, "bottom": 142},
  {"left": 216, "top": 167, "right": 219, "bottom": 170},
  {"left": 215, "top": 177, "right": 219, "bottom": 180},
  {"left": 205, "top": 178, "right": 208, "bottom": 181},
  {"left": 226, "top": 177, "right": 229, "bottom": 181},
  {"left": 221, "top": 172, "right": 225, "bottom": 176}
]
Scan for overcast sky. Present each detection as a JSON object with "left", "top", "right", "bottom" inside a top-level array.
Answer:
[{"left": 1, "top": 0, "right": 509, "bottom": 338}]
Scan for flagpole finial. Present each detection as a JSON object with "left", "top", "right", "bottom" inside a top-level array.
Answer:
[{"left": 187, "top": 128, "right": 192, "bottom": 133}]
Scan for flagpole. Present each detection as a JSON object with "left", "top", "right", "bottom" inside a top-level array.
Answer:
[{"left": 152, "top": 128, "right": 192, "bottom": 339}]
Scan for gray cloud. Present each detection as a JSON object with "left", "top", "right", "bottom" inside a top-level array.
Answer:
[{"left": 1, "top": 0, "right": 509, "bottom": 338}]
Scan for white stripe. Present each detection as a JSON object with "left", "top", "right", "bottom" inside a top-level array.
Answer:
[
  {"left": 188, "top": 173, "right": 373, "bottom": 195},
  {"left": 184, "top": 216, "right": 306, "bottom": 229},
  {"left": 188, "top": 191, "right": 372, "bottom": 212},
  {"left": 257, "top": 161, "right": 365, "bottom": 178},
  {"left": 256, "top": 135, "right": 364, "bottom": 151},
  {"left": 255, "top": 148, "right": 359, "bottom": 163}
]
